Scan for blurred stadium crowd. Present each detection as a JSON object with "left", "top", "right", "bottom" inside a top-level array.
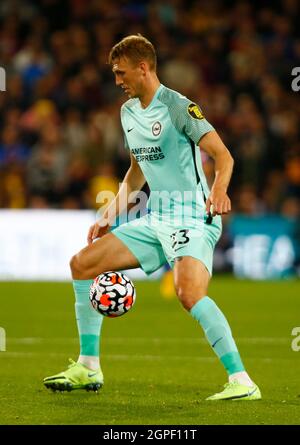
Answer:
[{"left": 0, "top": 0, "right": 299, "bottom": 217}]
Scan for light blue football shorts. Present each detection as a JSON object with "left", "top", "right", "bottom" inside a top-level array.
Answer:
[{"left": 112, "top": 212, "right": 222, "bottom": 276}]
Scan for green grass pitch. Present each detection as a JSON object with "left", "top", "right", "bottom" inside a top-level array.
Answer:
[{"left": 0, "top": 276, "right": 299, "bottom": 425}]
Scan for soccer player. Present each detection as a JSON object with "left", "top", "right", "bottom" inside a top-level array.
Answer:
[{"left": 44, "top": 35, "right": 261, "bottom": 401}]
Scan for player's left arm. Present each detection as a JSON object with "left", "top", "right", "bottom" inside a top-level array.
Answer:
[{"left": 199, "top": 130, "right": 234, "bottom": 216}]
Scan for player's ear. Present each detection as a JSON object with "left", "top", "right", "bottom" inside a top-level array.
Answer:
[{"left": 139, "top": 61, "right": 148, "bottom": 76}]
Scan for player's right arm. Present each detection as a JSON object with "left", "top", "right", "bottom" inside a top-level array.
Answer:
[{"left": 87, "top": 153, "right": 145, "bottom": 244}]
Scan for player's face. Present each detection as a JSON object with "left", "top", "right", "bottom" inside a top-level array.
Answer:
[{"left": 112, "top": 57, "right": 144, "bottom": 99}]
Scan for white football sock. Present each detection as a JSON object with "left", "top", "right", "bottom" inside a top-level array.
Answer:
[
  {"left": 78, "top": 355, "right": 100, "bottom": 371},
  {"left": 229, "top": 371, "right": 254, "bottom": 387}
]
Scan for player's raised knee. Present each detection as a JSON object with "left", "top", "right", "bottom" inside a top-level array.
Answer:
[
  {"left": 70, "top": 254, "right": 95, "bottom": 279},
  {"left": 69, "top": 253, "right": 82, "bottom": 276},
  {"left": 70, "top": 249, "right": 106, "bottom": 279},
  {"left": 69, "top": 251, "right": 94, "bottom": 279}
]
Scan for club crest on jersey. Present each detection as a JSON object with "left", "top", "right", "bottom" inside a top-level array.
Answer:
[
  {"left": 152, "top": 121, "right": 162, "bottom": 136},
  {"left": 187, "top": 103, "right": 204, "bottom": 120}
]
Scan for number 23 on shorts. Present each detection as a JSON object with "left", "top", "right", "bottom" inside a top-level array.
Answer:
[{"left": 170, "top": 229, "right": 190, "bottom": 252}]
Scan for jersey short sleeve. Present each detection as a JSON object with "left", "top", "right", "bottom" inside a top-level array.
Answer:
[{"left": 158, "top": 87, "right": 215, "bottom": 145}]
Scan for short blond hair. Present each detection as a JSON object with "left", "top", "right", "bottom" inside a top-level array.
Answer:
[{"left": 108, "top": 34, "right": 157, "bottom": 71}]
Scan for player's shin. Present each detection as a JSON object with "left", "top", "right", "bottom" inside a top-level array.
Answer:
[
  {"left": 73, "top": 279, "right": 103, "bottom": 370},
  {"left": 190, "top": 296, "right": 253, "bottom": 386}
]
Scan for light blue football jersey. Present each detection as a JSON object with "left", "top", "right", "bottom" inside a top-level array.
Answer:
[{"left": 120, "top": 84, "right": 214, "bottom": 220}]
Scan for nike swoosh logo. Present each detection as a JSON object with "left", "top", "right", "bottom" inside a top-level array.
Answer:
[
  {"left": 127, "top": 128, "right": 134, "bottom": 132},
  {"left": 248, "top": 386, "right": 258, "bottom": 397},
  {"left": 226, "top": 386, "right": 258, "bottom": 400},
  {"left": 212, "top": 337, "right": 223, "bottom": 348},
  {"left": 88, "top": 372, "right": 98, "bottom": 377},
  {"left": 226, "top": 386, "right": 257, "bottom": 400}
]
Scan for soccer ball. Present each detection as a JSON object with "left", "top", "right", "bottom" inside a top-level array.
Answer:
[{"left": 89, "top": 271, "right": 136, "bottom": 318}]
